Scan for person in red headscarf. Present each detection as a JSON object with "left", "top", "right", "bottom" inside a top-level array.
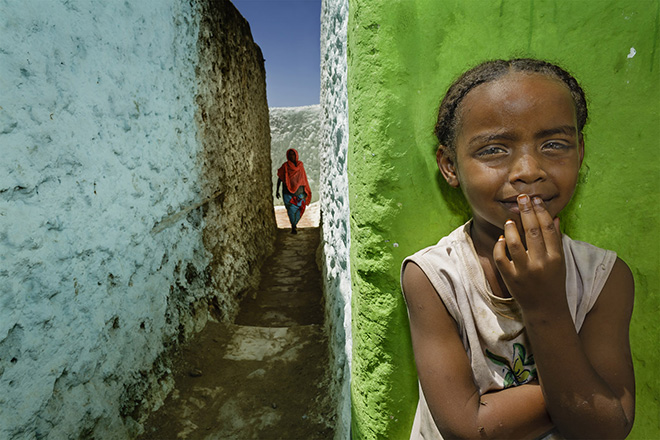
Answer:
[{"left": 276, "top": 148, "right": 312, "bottom": 234}]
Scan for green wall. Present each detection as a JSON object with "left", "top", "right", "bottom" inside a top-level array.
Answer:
[{"left": 347, "top": 0, "right": 660, "bottom": 438}]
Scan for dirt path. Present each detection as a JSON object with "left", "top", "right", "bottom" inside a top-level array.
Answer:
[{"left": 140, "top": 203, "right": 335, "bottom": 439}]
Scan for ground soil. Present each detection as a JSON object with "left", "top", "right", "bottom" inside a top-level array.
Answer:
[{"left": 139, "top": 204, "right": 335, "bottom": 439}]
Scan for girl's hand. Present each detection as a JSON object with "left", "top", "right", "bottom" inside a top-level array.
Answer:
[
  {"left": 275, "top": 191, "right": 280, "bottom": 199},
  {"left": 493, "top": 194, "right": 567, "bottom": 312},
  {"left": 493, "top": 194, "right": 635, "bottom": 438}
]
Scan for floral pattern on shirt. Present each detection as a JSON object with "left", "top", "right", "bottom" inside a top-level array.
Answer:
[{"left": 486, "top": 343, "right": 537, "bottom": 388}]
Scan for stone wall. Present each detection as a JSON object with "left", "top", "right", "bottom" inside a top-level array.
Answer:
[
  {"left": 0, "top": 0, "right": 275, "bottom": 438},
  {"left": 196, "top": 0, "right": 276, "bottom": 326},
  {"left": 319, "top": 0, "right": 351, "bottom": 438}
]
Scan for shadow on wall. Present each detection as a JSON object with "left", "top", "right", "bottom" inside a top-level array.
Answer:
[{"left": 196, "top": 0, "right": 277, "bottom": 325}]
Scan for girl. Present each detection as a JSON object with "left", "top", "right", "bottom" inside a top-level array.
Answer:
[
  {"left": 401, "top": 59, "right": 635, "bottom": 439},
  {"left": 276, "top": 148, "right": 312, "bottom": 234}
]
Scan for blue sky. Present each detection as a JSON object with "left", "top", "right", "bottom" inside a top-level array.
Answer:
[{"left": 232, "top": 0, "right": 321, "bottom": 108}]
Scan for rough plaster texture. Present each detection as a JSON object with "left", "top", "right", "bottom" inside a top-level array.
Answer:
[
  {"left": 320, "top": 0, "right": 351, "bottom": 438},
  {"left": 347, "top": 0, "right": 660, "bottom": 438},
  {"left": 270, "top": 105, "right": 321, "bottom": 206},
  {"left": 0, "top": 0, "right": 274, "bottom": 438},
  {"left": 196, "top": 0, "right": 276, "bottom": 325}
]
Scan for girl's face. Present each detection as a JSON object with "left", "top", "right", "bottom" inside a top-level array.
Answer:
[{"left": 440, "top": 72, "right": 584, "bottom": 235}]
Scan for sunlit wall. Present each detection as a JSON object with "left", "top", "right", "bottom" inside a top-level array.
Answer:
[{"left": 347, "top": 1, "right": 659, "bottom": 438}]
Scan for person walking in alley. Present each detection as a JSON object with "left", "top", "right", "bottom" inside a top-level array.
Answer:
[{"left": 275, "top": 148, "right": 312, "bottom": 234}]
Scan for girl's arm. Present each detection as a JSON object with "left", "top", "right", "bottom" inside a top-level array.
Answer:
[
  {"left": 494, "top": 197, "right": 635, "bottom": 439},
  {"left": 276, "top": 178, "right": 282, "bottom": 198},
  {"left": 527, "top": 258, "right": 635, "bottom": 439},
  {"left": 402, "top": 262, "right": 555, "bottom": 439}
]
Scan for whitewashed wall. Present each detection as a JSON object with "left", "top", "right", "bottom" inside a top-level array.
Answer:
[
  {"left": 0, "top": 0, "right": 275, "bottom": 438},
  {"left": 320, "top": 0, "right": 351, "bottom": 438}
]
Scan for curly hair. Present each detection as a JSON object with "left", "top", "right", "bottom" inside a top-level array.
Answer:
[{"left": 435, "top": 59, "right": 588, "bottom": 156}]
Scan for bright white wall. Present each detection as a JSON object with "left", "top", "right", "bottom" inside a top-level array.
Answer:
[
  {"left": 320, "top": 0, "right": 351, "bottom": 438},
  {"left": 269, "top": 105, "right": 321, "bottom": 205}
]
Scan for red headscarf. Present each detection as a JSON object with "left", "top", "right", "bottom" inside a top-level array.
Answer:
[{"left": 277, "top": 148, "right": 311, "bottom": 201}]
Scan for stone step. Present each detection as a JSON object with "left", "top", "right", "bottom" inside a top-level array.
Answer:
[
  {"left": 139, "top": 321, "right": 333, "bottom": 439},
  {"left": 140, "top": 222, "right": 334, "bottom": 439},
  {"left": 234, "top": 226, "right": 324, "bottom": 327},
  {"left": 223, "top": 324, "right": 323, "bottom": 362}
]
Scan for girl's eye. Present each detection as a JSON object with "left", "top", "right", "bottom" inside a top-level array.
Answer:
[
  {"left": 476, "top": 145, "right": 506, "bottom": 157},
  {"left": 542, "top": 141, "right": 569, "bottom": 151}
]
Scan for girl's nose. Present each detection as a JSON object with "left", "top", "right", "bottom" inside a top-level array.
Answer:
[{"left": 509, "top": 153, "right": 546, "bottom": 184}]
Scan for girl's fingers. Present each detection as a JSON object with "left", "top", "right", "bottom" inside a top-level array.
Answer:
[
  {"left": 517, "top": 194, "right": 546, "bottom": 259},
  {"left": 493, "top": 234, "right": 513, "bottom": 276},
  {"left": 503, "top": 219, "right": 527, "bottom": 262},
  {"left": 531, "top": 197, "right": 562, "bottom": 255}
]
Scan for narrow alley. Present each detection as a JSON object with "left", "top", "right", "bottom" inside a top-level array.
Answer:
[{"left": 140, "top": 203, "right": 336, "bottom": 439}]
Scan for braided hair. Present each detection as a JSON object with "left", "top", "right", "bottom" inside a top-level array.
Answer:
[{"left": 435, "top": 59, "right": 588, "bottom": 157}]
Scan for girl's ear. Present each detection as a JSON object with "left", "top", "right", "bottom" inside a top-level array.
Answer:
[
  {"left": 437, "top": 145, "right": 460, "bottom": 188},
  {"left": 578, "top": 135, "right": 585, "bottom": 168}
]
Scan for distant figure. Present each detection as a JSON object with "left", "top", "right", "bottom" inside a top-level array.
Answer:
[{"left": 276, "top": 148, "right": 312, "bottom": 234}]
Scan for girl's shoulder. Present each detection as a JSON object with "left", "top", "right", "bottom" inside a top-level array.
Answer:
[
  {"left": 561, "top": 234, "right": 626, "bottom": 329},
  {"left": 402, "top": 225, "right": 469, "bottom": 287},
  {"left": 401, "top": 223, "right": 474, "bottom": 310},
  {"left": 404, "top": 223, "right": 469, "bottom": 263},
  {"left": 561, "top": 235, "right": 618, "bottom": 281}
]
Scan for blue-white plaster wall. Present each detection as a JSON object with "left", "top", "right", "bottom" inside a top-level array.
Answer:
[{"left": 0, "top": 0, "right": 275, "bottom": 437}]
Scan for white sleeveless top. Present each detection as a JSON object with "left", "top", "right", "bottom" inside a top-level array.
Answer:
[{"left": 402, "top": 222, "right": 616, "bottom": 440}]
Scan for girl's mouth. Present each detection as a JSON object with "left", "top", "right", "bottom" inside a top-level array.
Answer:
[
  {"left": 499, "top": 195, "right": 555, "bottom": 214},
  {"left": 500, "top": 200, "right": 520, "bottom": 214}
]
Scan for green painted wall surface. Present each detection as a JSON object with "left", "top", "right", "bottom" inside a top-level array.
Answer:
[{"left": 347, "top": 0, "right": 659, "bottom": 438}]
